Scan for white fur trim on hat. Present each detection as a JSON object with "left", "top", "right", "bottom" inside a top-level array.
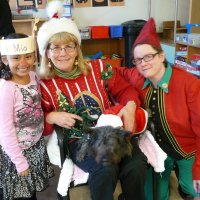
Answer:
[{"left": 37, "top": 1, "right": 81, "bottom": 56}]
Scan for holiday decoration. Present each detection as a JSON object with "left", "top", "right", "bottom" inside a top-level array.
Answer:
[{"left": 57, "top": 90, "right": 100, "bottom": 140}]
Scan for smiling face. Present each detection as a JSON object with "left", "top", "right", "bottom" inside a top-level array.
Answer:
[
  {"left": 47, "top": 33, "right": 78, "bottom": 73},
  {"left": 3, "top": 52, "right": 34, "bottom": 83},
  {"left": 47, "top": 42, "right": 77, "bottom": 72},
  {"left": 133, "top": 44, "right": 166, "bottom": 86}
]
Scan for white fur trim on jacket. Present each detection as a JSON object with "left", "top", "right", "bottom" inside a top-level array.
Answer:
[
  {"left": 46, "top": 130, "right": 61, "bottom": 167},
  {"left": 138, "top": 130, "right": 167, "bottom": 172},
  {"left": 57, "top": 158, "right": 74, "bottom": 196},
  {"left": 57, "top": 158, "right": 89, "bottom": 196},
  {"left": 95, "top": 114, "right": 123, "bottom": 128},
  {"left": 46, "top": 131, "right": 89, "bottom": 197}
]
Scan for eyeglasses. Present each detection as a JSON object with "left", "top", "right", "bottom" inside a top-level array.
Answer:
[
  {"left": 49, "top": 44, "right": 76, "bottom": 54},
  {"left": 132, "top": 52, "right": 159, "bottom": 65}
]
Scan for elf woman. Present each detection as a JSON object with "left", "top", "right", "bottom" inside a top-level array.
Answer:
[{"left": 116, "top": 18, "right": 200, "bottom": 200}]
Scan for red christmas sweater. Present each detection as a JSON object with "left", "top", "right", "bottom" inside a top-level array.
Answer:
[{"left": 40, "top": 59, "right": 140, "bottom": 136}]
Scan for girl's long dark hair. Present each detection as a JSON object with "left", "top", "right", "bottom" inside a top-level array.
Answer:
[{"left": 0, "top": 33, "right": 28, "bottom": 80}]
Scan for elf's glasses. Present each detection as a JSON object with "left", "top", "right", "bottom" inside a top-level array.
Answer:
[{"left": 132, "top": 52, "right": 159, "bottom": 65}]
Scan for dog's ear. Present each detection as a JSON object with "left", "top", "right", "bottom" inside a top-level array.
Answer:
[{"left": 117, "top": 128, "right": 132, "bottom": 137}]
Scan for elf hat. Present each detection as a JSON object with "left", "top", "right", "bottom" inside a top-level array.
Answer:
[
  {"left": 97, "top": 105, "right": 148, "bottom": 135},
  {"left": 132, "top": 18, "right": 161, "bottom": 50},
  {"left": 37, "top": 0, "right": 81, "bottom": 56}
]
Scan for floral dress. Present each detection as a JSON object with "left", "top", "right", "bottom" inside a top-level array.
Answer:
[{"left": 0, "top": 72, "right": 54, "bottom": 200}]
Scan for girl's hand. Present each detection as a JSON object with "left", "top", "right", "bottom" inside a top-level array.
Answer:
[
  {"left": 117, "top": 101, "right": 137, "bottom": 132},
  {"left": 19, "top": 168, "right": 29, "bottom": 177},
  {"left": 46, "top": 111, "right": 83, "bottom": 129}
]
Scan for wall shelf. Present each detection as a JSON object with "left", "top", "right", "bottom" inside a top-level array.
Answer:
[
  {"left": 12, "top": 20, "right": 125, "bottom": 65},
  {"left": 175, "top": 0, "right": 200, "bottom": 77}
]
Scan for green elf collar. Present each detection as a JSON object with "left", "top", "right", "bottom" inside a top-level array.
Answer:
[{"left": 142, "top": 63, "right": 172, "bottom": 93}]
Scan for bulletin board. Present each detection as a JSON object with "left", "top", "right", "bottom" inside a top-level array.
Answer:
[
  {"left": 73, "top": 0, "right": 125, "bottom": 8},
  {"left": 9, "top": 0, "right": 47, "bottom": 10},
  {"left": 9, "top": 0, "right": 123, "bottom": 10}
]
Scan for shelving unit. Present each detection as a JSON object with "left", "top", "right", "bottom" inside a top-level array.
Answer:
[
  {"left": 175, "top": 0, "right": 200, "bottom": 77},
  {"left": 81, "top": 37, "right": 125, "bottom": 58},
  {"left": 12, "top": 19, "right": 46, "bottom": 36},
  {"left": 175, "top": 41, "right": 200, "bottom": 62},
  {"left": 12, "top": 20, "right": 125, "bottom": 66}
]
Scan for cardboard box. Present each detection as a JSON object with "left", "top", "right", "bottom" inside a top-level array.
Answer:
[{"left": 101, "top": 55, "right": 123, "bottom": 67}]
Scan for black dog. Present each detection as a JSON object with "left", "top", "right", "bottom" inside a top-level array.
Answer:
[{"left": 76, "top": 126, "right": 132, "bottom": 165}]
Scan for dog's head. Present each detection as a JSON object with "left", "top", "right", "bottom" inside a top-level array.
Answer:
[{"left": 76, "top": 126, "right": 132, "bottom": 165}]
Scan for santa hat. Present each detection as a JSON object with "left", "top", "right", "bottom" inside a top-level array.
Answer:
[
  {"left": 132, "top": 18, "right": 161, "bottom": 50},
  {"left": 37, "top": 0, "right": 81, "bottom": 56},
  {"left": 97, "top": 105, "right": 148, "bottom": 135}
]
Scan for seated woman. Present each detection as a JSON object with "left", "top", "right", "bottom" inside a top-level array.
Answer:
[{"left": 36, "top": 1, "right": 147, "bottom": 200}]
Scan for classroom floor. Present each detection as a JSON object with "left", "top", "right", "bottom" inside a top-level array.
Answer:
[{"left": 37, "top": 165, "right": 189, "bottom": 200}]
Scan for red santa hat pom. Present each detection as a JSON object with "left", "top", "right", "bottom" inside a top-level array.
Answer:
[
  {"left": 37, "top": 0, "right": 81, "bottom": 56},
  {"left": 132, "top": 18, "right": 161, "bottom": 50},
  {"left": 104, "top": 105, "right": 148, "bottom": 134}
]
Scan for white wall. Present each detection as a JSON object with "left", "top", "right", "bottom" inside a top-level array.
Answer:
[
  {"left": 150, "top": 0, "right": 189, "bottom": 32},
  {"left": 13, "top": 0, "right": 189, "bottom": 31},
  {"left": 72, "top": 0, "right": 189, "bottom": 30},
  {"left": 72, "top": 0, "right": 149, "bottom": 27},
  {"left": 161, "top": 43, "right": 175, "bottom": 64}
]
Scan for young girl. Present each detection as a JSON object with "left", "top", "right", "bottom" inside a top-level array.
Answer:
[{"left": 0, "top": 33, "right": 54, "bottom": 200}]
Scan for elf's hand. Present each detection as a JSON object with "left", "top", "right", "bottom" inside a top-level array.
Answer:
[
  {"left": 46, "top": 111, "right": 83, "bottom": 129},
  {"left": 118, "top": 101, "right": 137, "bottom": 132}
]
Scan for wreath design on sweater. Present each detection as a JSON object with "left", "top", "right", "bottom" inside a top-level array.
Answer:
[{"left": 57, "top": 91, "right": 101, "bottom": 140}]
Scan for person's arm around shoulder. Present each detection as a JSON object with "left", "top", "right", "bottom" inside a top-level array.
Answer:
[
  {"left": 107, "top": 67, "right": 140, "bottom": 106},
  {"left": 107, "top": 67, "right": 140, "bottom": 132},
  {"left": 115, "top": 66, "right": 141, "bottom": 86},
  {"left": 117, "top": 101, "right": 137, "bottom": 132}
]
